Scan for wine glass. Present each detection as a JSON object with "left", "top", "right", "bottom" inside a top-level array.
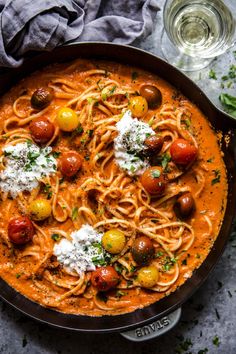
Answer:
[{"left": 161, "top": 0, "right": 236, "bottom": 71}]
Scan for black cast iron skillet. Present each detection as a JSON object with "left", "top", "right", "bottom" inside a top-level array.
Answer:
[{"left": 0, "top": 43, "right": 236, "bottom": 335}]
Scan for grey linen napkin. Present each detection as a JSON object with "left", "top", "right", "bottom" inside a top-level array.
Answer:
[{"left": 0, "top": 0, "right": 159, "bottom": 68}]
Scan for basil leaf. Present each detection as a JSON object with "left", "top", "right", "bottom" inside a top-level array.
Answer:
[{"left": 219, "top": 93, "right": 236, "bottom": 117}]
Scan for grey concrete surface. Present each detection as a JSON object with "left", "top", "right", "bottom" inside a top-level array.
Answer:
[{"left": 1, "top": 1, "right": 236, "bottom": 353}]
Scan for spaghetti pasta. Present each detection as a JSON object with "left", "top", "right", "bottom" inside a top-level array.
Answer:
[{"left": 0, "top": 59, "right": 227, "bottom": 316}]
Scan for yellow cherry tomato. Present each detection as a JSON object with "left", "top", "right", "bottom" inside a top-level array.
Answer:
[
  {"left": 128, "top": 96, "right": 148, "bottom": 118},
  {"left": 29, "top": 198, "right": 52, "bottom": 221},
  {"left": 56, "top": 107, "right": 79, "bottom": 132},
  {"left": 102, "top": 229, "right": 126, "bottom": 254},
  {"left": 137, "top": 265, "right": 159, "bottom": 288}
]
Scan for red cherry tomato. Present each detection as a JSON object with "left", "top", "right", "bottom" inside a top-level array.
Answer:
[
  {"left": 91, "top": 266, "right": 119, "bottom": 292},
  {"left": 8, "top": 216, "right": 35, "bottom": 245},
  {"left": 59, "top": 151, "right": 82, "bottom": 177},
  {"left": 29, "top": 117, "right": 55, "bottom": 145},
  {"left": 140, "top": 166, "right": 167, "bottom": 195},
  {"left": 170, "top": 139, "right": 198, "bottom": 166}
]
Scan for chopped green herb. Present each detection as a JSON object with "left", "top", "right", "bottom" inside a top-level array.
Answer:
[
  {"left": 163, "top": 256, "right": 177, "bottom": 271},
  {"left": 71, "top": 207, "right": 78, "bottom": 221},
  {"left": 26, "top": 139, "right": 32, "bottom": 146},
  {"left": 182, "top": 118, "right": 191, "bottom": 129},
  {"left": 116, "top": 290, "right": 126, "bottom": 298},
  {"left": 151, "top": 169, "right": 161, "bottom": 178},
  {"left": 52, "top": 151, "right": 61, "bottom": 158},
  {"left": 207, "top": 157, "right": 214, "bottom": 163},
  {"left": 161, "top": 153, "right": 171, "bottom": 170},
  {"left": 182, "top": 258, "right": 187, "bottom": 265},
  {"left": 109, "top": 85, "right": 117, "bottom": 95},
  {"left": 87, "top": 129, "right": 94, "bottom": 138},
  {"left": 175, "top": 338, "right": 193, "bottom": 353},
  {"left": 87, "top": 97, "right": 94, "bottom": 104},
  {"left": 91, "top": 257, "right": 107, "bottom": 266},
  {"left": 114, "top": 263, "right": 124, "bottom": 274},
  {"left": 101, "top": 92, "right": 107, "bottom": 101},
  {"left": 84, "top": 155, "right": 90, "bottom": 161},
  {"left": 212, "top": 335, "right": 220, "bottom": 347},
  {"left": 148, "top": 116, "right": 155, "bottom": 126},
  {"left": 228, "top": 65, "right": 236, "bottom": 79},
  {"left": 71, "top": 124, "right": 84, "bottom": 138},
  {"left": 209, "top": 69, "right": 217, "bottom": 80},
  {"left": 43, "top": 183, "right": 52, "bottom": 199},
  {"left": 219, "top": 93, "right": 236, "bottom": 118},
  {"left": 130, "top": 165, "right": 135, "bottom": 173},
  {"left": 211, "top": 169, "right": 221, "bottom": 185},
  {"left": 221, "top": 75, "right": 229, "bottom": 81},
  {"left": 198, "top": 349, "right": 208, "bottom": 354},
  {"left": 127, "top": 280, "right": 133, "bottom": 287},
  {"left": 130, "top": 265, "right": 137, "bottom": 273},
  {"left": 16, "top": 273, "right": 21, "bottom": 279},
  {"left": 101, "top": 85, "right": 117, "bottom": 101},
  {"left": 155, "top": 251, "right": 163, "bottom": 258},
  {"left": 91, "top": 243, "right": 103, "bottom": 254},
  {"left": 51, "top": 233, "right": 60, "bottom": 241},
  {"left": 27, "top": 151, "right": 40, "bottom": 161},
  {"left": 131, "top": 71, "right": 138, "bottom": 81}
]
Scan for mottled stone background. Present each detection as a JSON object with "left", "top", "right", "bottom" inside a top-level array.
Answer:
[{"left": 1, "top": 0, "right": 236, "bottom": 353}]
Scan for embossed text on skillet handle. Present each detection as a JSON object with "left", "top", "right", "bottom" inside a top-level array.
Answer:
[{"left": 120, "top": 308, "right": 182, "bottom": 342}]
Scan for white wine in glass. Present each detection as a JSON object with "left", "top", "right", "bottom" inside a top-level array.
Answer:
[{"left": 161, "top": 0, "right": 236, "bottom": 71}]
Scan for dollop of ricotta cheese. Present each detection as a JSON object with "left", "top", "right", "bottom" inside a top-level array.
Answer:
[
  {"left": 0, "top": 142, "right": 57, "bottom": 197},
  {"left": 53, "top": 224, "right": 108, "bottom": 275},
  {"left": 114, "top": 110, "right": 155, "bottom": 176}
]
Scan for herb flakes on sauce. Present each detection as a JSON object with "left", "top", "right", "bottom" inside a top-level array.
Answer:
[{"left": 211, "top": 169, "right": 221, "bottom": 185}]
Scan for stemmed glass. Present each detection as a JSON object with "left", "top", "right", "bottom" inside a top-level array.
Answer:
[{"left": 161, "top": 0, "right": 236, "bottom": 71}]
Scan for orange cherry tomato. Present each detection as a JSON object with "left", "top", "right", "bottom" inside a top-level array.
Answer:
[
  {"left": 140, "top": 166, "right": 167, "bottom": 195},
  {"left": 91, "top": 266, "right": 119, "bottom": 292},
  {"left": 59, "top": 151, "right": 82, "bottom": 177},
  {"left": 56, "top": 107, "right": 79, "bottom": 132},
  {"left": 8, "top": 216, "right": 35, "bottom": 245},
  {"left": 128, "top": 96, "right": 148, "bottom": 118},
  {"left": 29, "top": 117, "right": 55, "bottom": 145},
  {"left": 170, "top": 139, "right": 198, "bottom": 166}
]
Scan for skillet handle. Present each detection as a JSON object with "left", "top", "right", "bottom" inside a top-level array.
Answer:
[{"left": 120, "top": 307, "right": 181, "bottom": 342}]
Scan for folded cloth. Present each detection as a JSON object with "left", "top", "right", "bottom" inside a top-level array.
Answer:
[{"left": 0, "top": 0, "right": 159, "bottom": 68}]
